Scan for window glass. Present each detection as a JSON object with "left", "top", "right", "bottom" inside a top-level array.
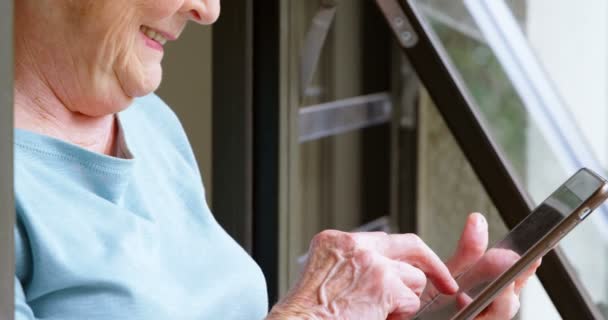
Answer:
[{"left": 409, "top": 0, "right": 608, "bottom": 317}]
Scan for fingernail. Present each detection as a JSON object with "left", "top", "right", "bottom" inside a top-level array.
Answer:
[
  {"left": 474, "top": 213, "right": 486, "bottom": 231},
  {"left": 450, "top": 278, "right": 460, "bottom": 293}
]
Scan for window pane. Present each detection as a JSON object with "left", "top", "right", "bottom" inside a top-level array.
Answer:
[
  {"left": 284, "top": 0, "right": 393, "bottom": 291},
  {"left": 410, "top": 0, "right": 608, "bottom": 317}
]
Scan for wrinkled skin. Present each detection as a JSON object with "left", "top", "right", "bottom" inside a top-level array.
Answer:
[
  {"left": 14, "top": 0, "right": 219, "bottom": 153},
  {"left": 15, "top": 0, "right": 220, "bottom": 115},
  {"left": 268, "top": 213, "right": 540, "bottom": 320}
]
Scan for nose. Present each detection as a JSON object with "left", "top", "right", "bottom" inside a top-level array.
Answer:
[{"left": 180, "top": 0, "right": 220, "bottom": 25}]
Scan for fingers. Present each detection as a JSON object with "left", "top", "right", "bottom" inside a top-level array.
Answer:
[
  {"left": 354, "top": 232, "right": 458, "bottom": 295},
  {"left": 385, "top": 280, "right": 422, "bottom": 320},
  {"left": 515, "top": 258, "right": 542, "bottom": 295},
  {"left": 368, "top": 254, "right": 423, "bottom": 319},
  {"left": 476, "top": 283, "right": 520, "bottom": 320},
  {"left": 477, "top": 260, "right": 541, "bottom": 319},
  {"left": 387, "top": 258, "right": 427, "bottom": 296},
  {"left": 397, "top": 234, "right": 459, "bottom": 294},
  {"left": 456, "top": 291, "right": 473, "bottom": 310},
  {"left": 447, "top": 213, "right": 489, "bottom": 276},
  {"left": 454, "top": 248, "right": 520, "bottom": 293},
  {"left": 390, "top": 234, "right": 459, "bottom": 294},
  {"left": 476, "top": 258, "right": 540, "bottom": 320}
]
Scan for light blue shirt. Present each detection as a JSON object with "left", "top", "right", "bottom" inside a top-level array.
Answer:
[{"left": 14, "top": 94, "right": 268, "bottom": 319}]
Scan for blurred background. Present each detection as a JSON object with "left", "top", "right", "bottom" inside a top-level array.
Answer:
[
  {"left": 2, "top": 0, "right": 600, "bottom": 319},
  {"left": 153, "top": 1, "right": 608, "bottom": 319}
]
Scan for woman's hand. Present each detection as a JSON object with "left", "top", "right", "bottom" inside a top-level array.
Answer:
[
  {"left": 267, "top": 213, "right": 540, "bottom": 320},
  {"left": 440, "top": 213, "right": 541, "bottom": 320},
  {"left": 267, "top": 230, "right": 459, "bottom": 320}
]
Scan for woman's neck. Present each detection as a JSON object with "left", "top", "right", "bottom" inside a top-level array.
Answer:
[{"left": 14, "top": 64, "right": 118, "bottom": 156}]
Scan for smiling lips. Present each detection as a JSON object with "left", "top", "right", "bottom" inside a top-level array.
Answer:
[{"left": 140, "top": 25, "right": 171, "bottom": 52}]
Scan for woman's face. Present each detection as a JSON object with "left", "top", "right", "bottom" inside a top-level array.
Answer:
[{"left": 15, "top": 0, "right": 220, "bottom": 116}]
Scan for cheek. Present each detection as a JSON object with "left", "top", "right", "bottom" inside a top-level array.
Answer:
[
  {"left": 85, "top": 3, "right": 139, "bottom": 69},
  {"left": 111, "top": 34, "right": 163, "bottom": 98},
  {"left": 78, "top": 1, "right": 178, "bottom": 98},
  {"left": 85, "top": 3, "right": 159, "bottom": 98},
  {"left": 119, "top": 47, "right": 163, "bottom": 98},
  {"left": 137, "top": 0, "right": 185, "bottom": 20}
]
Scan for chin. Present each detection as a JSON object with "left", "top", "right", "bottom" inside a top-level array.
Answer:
[
  {"left": 121, "top": 66, "right": 163, "bottom": 98},
  {"left": 83, "top": 69, "right": 162, "bottom": 117}
]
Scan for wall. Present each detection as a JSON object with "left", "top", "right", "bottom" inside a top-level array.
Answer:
[
  {"left": 528, "top": 0, "right": 608, "bottom": 166},
  {"left": 156, "top": 25, "right": 213, "bottom": 202},
  {"left": 417, "top": 91, "right": 507, "bottom": 258},
  {"left": 526, "top": 0, "right": 608, "bottom": 315}
]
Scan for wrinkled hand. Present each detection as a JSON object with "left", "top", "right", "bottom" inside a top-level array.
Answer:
[
  {"left": 437, "top": 213, "right": 541, "bottom": 319},
  {"left": 267, "top": 230, "right": 459, "bottom": 320}
]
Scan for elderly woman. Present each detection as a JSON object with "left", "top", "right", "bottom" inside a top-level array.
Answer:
[{"left": 13, "top": 0, "right": 537, "bottom": 319}]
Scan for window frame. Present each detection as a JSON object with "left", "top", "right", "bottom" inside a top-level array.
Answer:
[
  {"left": 212, "top": 0, "right": 255, "bottom": 253},
  {"left": 252, "top": 0, "right": 283, "bottom": 304},
  {"left": 1, "top": 0, "right": 14, "bottom": 319},
  {"left": 381, "top": 0, "right": 604, "bottom": 318}
]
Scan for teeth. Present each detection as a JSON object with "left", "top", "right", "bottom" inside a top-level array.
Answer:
[{"left": 140, "top": 25, "right": 168, "bottom": 45}]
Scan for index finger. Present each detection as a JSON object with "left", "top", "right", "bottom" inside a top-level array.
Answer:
[{"left": 354, "top": 233, "right": 459, "bottom": 294}]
